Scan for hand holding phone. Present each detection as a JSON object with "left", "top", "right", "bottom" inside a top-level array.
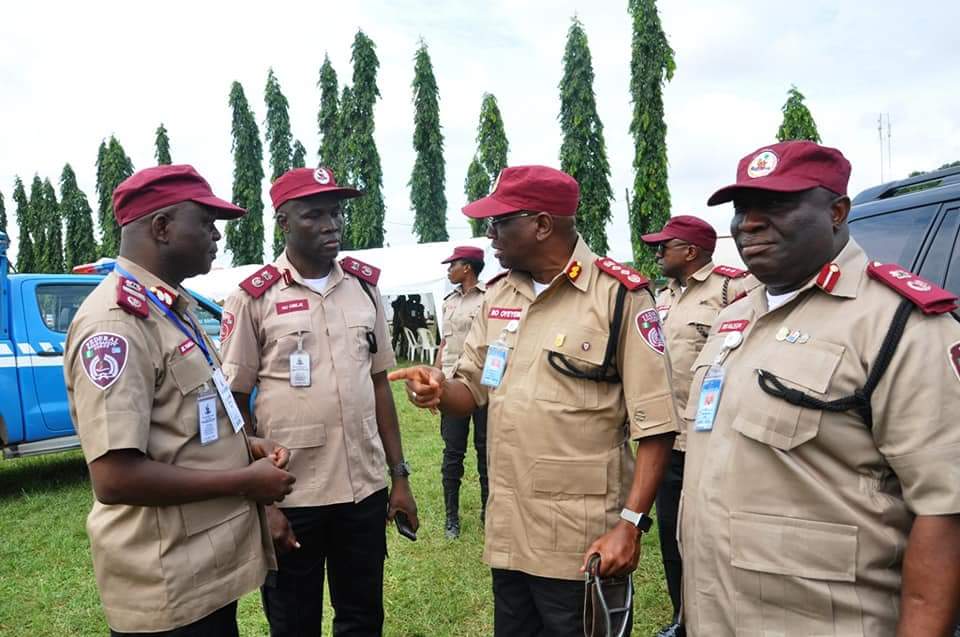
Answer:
[{"left": 395, "top": 511, "right": 417, "bottom": 541}]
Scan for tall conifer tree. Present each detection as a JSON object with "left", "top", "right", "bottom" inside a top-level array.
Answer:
[
  {"left": 28, "top": 176, "right": 47, "bottom": 269},
  {"left": 559, "top": 17, "right": 613, "bottom": 254},
  {"left": 95, "top": 136, "right": 134, "bottom": 257},
  {"left": 41, "top": 179, "right": 64, "bottom": 272},
  {"left": 409, "top": 40, "right": 448, "bottom": 243},
  {"left": 226, "top": 81, "right": 265, "bottom": 265},
  {"left": 265, "top": 68, "right": 294, "bottom": 257},
  {"left": 155, "top": 123, "right": 172, "bottom": 164},
  {"left": 61, "top": 163, "right": 99, "bottom": 269},
  {"left": 0, "top": 190, "right": 6, "bottom": 236},
  {"left": 292, "top": 140, "right": 307, "bottom": 168},
  {"left": 628, "top": 0, "right": 675, "bottom": 274},
  {"left": 13, "top": 178, "right": 34, "bottom": 272},
  {"left": 317, "top": 55, "right": 340, "bottom": 170},
  {"left": 464, "top": 94, "right": 509, "bottom": 236},
  {"left": 776, "top": 86, "right": 821, "bottom": 143}
]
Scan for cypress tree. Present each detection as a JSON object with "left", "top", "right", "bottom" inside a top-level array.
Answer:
[
  {"left": 13, "top": 178, "right": 34, "bottom": 272},
  {"left": 292, "top": 140, "right": 307, "bottom": 168},
  {"left": 409, "top": 40, "right": 448, "bottom": 243},
  {"left": 0, "top": 190, "right": 5, "bottom": 236},
  {"left": 343, "top": 30, "right": 386, "bottom": 249},
  {"left": 61, "top": 163, "right": 99, "bottom": 269},
  {"left": 264, "top": 68, "right": 293, "bottom": 257},
  {"left": 41, "top": 179, "right": 64, "bottom": 273},
  {"left": 28, "top": 176, "right": 48, "bottom": 269},
  {"left": 559, "top": 17, "right": 613, "bottom": 255},
  {"left": 226, "top": 81, "right": 265, "bottom": 265},
  {"left": 776, "top": 86, "right": 821, "bottom": 143},
  {"left": 463, "top": 157, "right": 490, "bottom": 237},
  {"left": 95, "top": 136, "right": 134, "bottom": 258},
  {"left": 155, "top": 123, "right": 172, "bottom": 164},
  {"left": 465, "top": 93, "right": 509, "bottom": 237},
  {"left": 628, "top": 0, "right": 675, "bottom": 275},
  {"left": 317, "top": 55, "right": 340, "bottom": 169}
]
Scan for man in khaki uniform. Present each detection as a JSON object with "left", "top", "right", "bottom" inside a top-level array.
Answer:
[
  {"left": 682, "top": 141, "right": 960, "bottom": 636},
  {"left": 220, "top": 166, "right": 418, "bottom": 636},
  {"left": 64, "top": 164, "right": 295, "bottom": 636},
  {"left": 391, "top": 165, "right": 679, "bottom": 636},
  {"left": 434, "top": 245, "right": 488, "bottom": 538},
  {"left": 640, "top": 215, "right": 755, "bottom": 637}
]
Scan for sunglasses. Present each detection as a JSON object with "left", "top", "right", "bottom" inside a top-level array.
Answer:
[{"left": 489, "top": 212, "right": 537, "bottom": 228}]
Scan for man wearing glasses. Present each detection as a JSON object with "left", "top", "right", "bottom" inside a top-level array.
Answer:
[
  {"left": 640, "top": 216, "right": 757, "bottom": 637},
  {"left": 391, "top": 165, "right": 680, "bottom": 636}
]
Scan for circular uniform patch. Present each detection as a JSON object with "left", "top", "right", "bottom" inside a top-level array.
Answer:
[
  {"left": 636, "top": 309, "right": 665, "bottom": 355},
  {"left": 314, "top": 167, "right": 331, "bottom": 184},
  {"left": 220, "top": 311, "right": 236, "bottom": 342},
  {"left": 747, "top": 150, "right": 778, "bottom": 178},
  {"left": 80, "top": 332, "right": 129, "bottom": 390}
]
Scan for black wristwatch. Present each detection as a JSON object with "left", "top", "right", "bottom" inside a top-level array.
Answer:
[
  {"left": 620, "top": 508, "right": 653, "bottom": 533},
  {"left": 390, "top": 460, "right": 412, "bottom": 479}
]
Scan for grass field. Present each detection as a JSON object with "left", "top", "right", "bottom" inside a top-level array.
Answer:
[{"left": 0, "top": 378, "right": 673, "bottom": 636}]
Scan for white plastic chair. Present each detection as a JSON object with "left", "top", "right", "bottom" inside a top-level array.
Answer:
[
  {"left": 403, "top": 327, "right": 421, "bottom": 362},
  {"left": 417, "top": 327, "right": 438, "bottom": 363}
]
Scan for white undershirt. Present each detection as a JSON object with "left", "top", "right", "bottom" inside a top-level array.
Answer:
[
  {"left": 303, "top": 275, "right": 330, "bottom": 294},
  {"left": 532, "top": 280, "right": 550, "bottom": 296},
  {"left": 766, "top": 289, "right": 799, "bottom": 311}
]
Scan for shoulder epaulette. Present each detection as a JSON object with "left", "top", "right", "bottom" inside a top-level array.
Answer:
[
  {"left": 713, "top": 265, "right": 749, "bottom": 279},
  {"left": 238, "top": 264, "right": 282, "bottom": 299},
  {"left": 867, "top": 262, "right": 958, "bottom": 315},
  {"left": 116, "top": 276, "right": 149, "bottom": 318},
  {"left": 486, "top": 270, "right": 509, "bottom": 287},
  {"left": 594, "top": 258, "right": 648, "bottom": 291},
  {"left": 340, "top": 256, "right": 381, "bottom": 286}
]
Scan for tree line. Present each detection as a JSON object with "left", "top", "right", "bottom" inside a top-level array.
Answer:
[{"left": 1, "top": 0, "right": 826, "bottom": 276}]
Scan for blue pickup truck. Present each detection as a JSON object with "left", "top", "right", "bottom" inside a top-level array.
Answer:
[{"left": 0, "top": 231, "right": 223, "bottom": 459}]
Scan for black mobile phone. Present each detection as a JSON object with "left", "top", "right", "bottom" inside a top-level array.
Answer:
[{"left": 394, "top": 511, "right": 417, "bottom": 541}]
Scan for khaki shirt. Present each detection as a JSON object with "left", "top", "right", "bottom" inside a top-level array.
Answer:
[
  {"left": 454, "top": 236, "right": 680, "bottom": 581},
  {"left": 440, "top": 283, "right": 485, "bottom": 377},
  {"left": 655, "top": 262, "right": 757, "bottom": 451},
  {"left": 681, "top": 240, "right": 960, "bottom": 636},
  {"left": 64, "top": 257, "right": 273, "bottom": 633},
  {"left": 220, "top": 252, "right": 396, "bottom": 508}
]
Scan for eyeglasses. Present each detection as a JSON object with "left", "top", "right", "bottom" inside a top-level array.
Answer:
[
  {"left": 654, "top": 241, "right": 691, "bottom": 255},
  {"left": 489, "top": 212, "right": 536, "bottom": 228}
]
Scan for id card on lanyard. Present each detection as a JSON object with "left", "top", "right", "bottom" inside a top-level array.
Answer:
[
  {"left": 115, "top": 266, "right": 246, "bottom": 434},
  {"left": 693, "top": 330, "right": 744, "bottom": 432}
]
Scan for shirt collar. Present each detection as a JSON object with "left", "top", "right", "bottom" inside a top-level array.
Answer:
[
  {"left": 275, "top": 251, "right": 345, "bottom": 294},
  {"left": 505, "top": 234, "right": 596, "bottom": 299}
]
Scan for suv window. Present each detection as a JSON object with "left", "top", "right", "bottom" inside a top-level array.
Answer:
[
  {"left": 849, "top": 204, "right": 938, "bottom": 267},
  {"left": 36, "top": 284, "right": 97, "bottom": 333}
]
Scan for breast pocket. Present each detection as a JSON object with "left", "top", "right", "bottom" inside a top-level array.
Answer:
[
  {"left": 168, "top": 352, "right": 213, "bottom": 435},
  {"left": 344, "top": 309, "right": 376, "bottom": 361},
  {"left": 265, "top": 314, "right": 314, "bottom": 372},
  {"left": 734, "top": 341, "right": 844, "bottom": 450},
  {"left": 534, "top": 326, "right": 607, "bottom": 408},
  {"left": 684, "top": 306, "right": 719, "bottom": 341}
]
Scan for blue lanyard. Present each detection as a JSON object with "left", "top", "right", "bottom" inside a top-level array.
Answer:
[{"left": 114, "top": 265, "right": 214, "bottom": 368}]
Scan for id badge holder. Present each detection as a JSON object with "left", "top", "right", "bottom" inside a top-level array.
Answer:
[
  {"left": 197, "top": 383, "right": 219, "bottom": 445},
  {"left": 290, "top": 331, "right": 311, "bottom": 387},
  {"left": 481, "top": 323, "right": 516, "bottom": 388},
  {"left": 694, "top": 364, "right": 725, "bottom": 432}
]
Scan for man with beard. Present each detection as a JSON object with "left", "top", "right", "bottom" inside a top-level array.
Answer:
[
  {"left": 681, "top": 141, "right": 960, "bottom": 636},
  {"left": 220, "top": 166, "right": 418, "bottom": 636}
]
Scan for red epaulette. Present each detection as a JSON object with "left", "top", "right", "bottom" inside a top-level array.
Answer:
[
  {"left": 340, "top": 256, "right": 381, "bottom": 286},
  {"left": 116, "top": 276, "right": 148, "bottom": 318},
  {"left": 867, "top": 262, "right": 958, "bottom": 315},
  {"left": 486, "top": 270, "right": 509, "bottom": 287},
  {"left": 713, "top": 265, "right": 749, "bottom": 279},
  {"left": 595, "top": 258, "right": 649, "bottom": 291},
  {"left": 238, "top": 264, "right": 282, "bottom": 299}
]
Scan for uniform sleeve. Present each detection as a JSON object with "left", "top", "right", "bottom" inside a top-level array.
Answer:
[
  {"left": 370, "top": 286, "right": 397, "bottom": 374},
  {"left": 871, "top": 311, "right": 960, "bottom": 516},
  {"left": 617, "top": 287, "right": 682, "bottom": 440},
  {"left": 219, "top": 291, "right": 261, "bottom": 393},
  {"left": 452, "top": 294, "right": 490, "bottom": 408},
  {"left": 64, "top": 316, "right": 154, "bottom": 463}
]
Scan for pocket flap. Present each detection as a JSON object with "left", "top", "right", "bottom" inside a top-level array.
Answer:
[
  {"left": 690, "top": 334, "right": 728, "bottom": 372},
  {"left": 268, "top": 425, "right": 326, "bottom": 449},
  {"left": 685, "top": 306, "right": 719, "bottom": 328},
  {"left": 268, "top": 313, "right": 313, "bottom": 339},
  {"left": 533, "top": 459, "right": 606, "bottom": 495},
  {"left": 730, "top": 511, "right": 857, "bottom": 582},
  {"left": 759, "top": 342, "right": 844, "bottom": 394},
  {"left": 542, "top": 326, "right": 606, "bottom": 366},
  {"left": 180, "top": 496, "right": 249, "bottom": 536},
  {"left": 169, "top": 355, "right": 212, "bottom": 395},
  {"left": 344, "top": 309, "right": 375, "bottom": 329}
]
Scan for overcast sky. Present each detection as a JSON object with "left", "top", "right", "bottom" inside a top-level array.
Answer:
[{"left": 2, "top": 0, "right": 958, "bottom": 266}]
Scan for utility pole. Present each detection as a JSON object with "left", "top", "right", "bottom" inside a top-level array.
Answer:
[
  {"left": 878, "top": 114, "right": 885, "bottom": 182},
  {"left": 886, "top": 113, "right": 892, "bottom": 177}
]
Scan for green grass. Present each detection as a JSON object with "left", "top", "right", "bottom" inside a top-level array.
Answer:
[{"left": 0, "top": 377, "right": 673, "bottom": 635}]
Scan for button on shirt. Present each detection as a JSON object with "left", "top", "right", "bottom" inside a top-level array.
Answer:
[
  {"left": 655, "top": 263, "right": 757, "bottom": 451},
  {"left": 680, "top": 239, "right": 960, "bottom": 636},
  {"left": 440, "top": 283, "right": 485, "bottom": 377},
  {"left": 64, "top": 257, "right": 273, "bottom": 633},
  {"left": 220, "top": 252, "right": 396, "bottom": 507},
  {"left": 454, "top": 236, "right": 681, "bottom": 581}
]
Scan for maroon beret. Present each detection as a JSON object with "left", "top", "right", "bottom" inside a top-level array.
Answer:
[
  {"left": 462, "top": 165, "right": 579, "bottom": 218},
  {"left": 112, "top": 164, "right": 244, "bottom": 226},
  {"left": 270, "top": 167, "right": 361, "bottom": 210},
  {"left": 441, "top": 246, "right": 485, "bottom": 264},
  {"left": 641, "top": 215, "right": 718, "bottom": 252}
]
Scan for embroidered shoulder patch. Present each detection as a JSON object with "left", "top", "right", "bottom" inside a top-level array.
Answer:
[
  {"left": 239, "top": 265, "right": 282, "bottom": 299},
  {"left": 220, "top": 311, "right": 236, "bottom": 342},
  {"left": 340, "top": 257, "right": 381, "bottom": 286},
  {"left": 635, "top": 309, "right": 665, "bottom": 354},
  {"left": 80, "top": 332, "right": 129, "bottom": 390}
]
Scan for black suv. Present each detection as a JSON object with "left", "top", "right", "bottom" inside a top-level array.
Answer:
[{"left": 849, "top": 165, "right": 960, "bottom": 295}]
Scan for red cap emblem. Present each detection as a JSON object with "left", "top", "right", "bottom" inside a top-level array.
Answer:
[
  {"left": 80, "top": 332, "right": 129, "bottom": 390},
  {"left": 220, "top": 311, "right": 236, "bottom": 342},
  {"left": 636, "top": 309, "right": 665, "bottom": 355}
]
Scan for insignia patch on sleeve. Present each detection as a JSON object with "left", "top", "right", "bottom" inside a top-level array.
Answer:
[
  {"left": 220, "top": 311, "right": 236, "bottom": 342},
  {"left": 80, "top": 332, "right": 129, "bottom": 390},
  {"left": 950, "top": 342, "right": 960, "bottom": 384},
  {"left": 636, "top": 309, "right": 666, "bottom": 355}
]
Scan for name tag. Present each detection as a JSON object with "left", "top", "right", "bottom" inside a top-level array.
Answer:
[
  {"left": 481, "top": 342, "right": 509, "bottom": 388},
  {"left": 198, "top": 387, "right": 219, "bottom": 445},
  {"left": 212, "top": 368, "right": 245, "bottom": 433},
  {"left": 694, "top": 365, "right": 725, "bottom": 432}
]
